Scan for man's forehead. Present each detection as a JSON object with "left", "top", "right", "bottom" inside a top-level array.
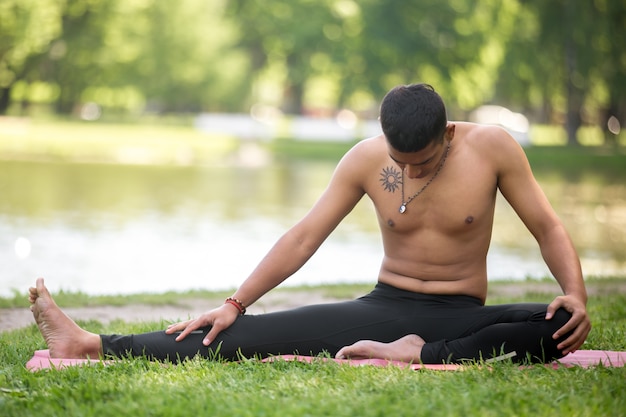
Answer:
[{"left": 387, "top": 141, "right": 440, "bottom": 165}]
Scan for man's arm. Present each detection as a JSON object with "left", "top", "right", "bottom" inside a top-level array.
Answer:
[
  {"left": 233, "top": 180, "right": 365, "bottom": 306},
  {"left": 166, "top": 143, "right": 368, "bottom": 344},
  {"left": 490, "top": 127, "right": 591, "bottom": 355}
]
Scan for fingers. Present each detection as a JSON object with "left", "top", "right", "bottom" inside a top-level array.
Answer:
[
  {"left": 164, "top": 306, "right": 235, "bottom": 345},
  {"left": 204, "top": 323, "right": 225, "bottom": 347},
  {"left": 556, "top": 315, "right": 592, "bottom": 355},
  {"left": 557, "top": 330, "right": 585, "bottom": 355},
  {"left": 174, "top": 319, "right": 204, "bottom": 342},
  {"left": 164, "top": 319, "right": 196, "bottom": 341},
  {"left": 166, "top": 305, "right": 238, "bottom": 345},
  {"left": 552, "top": 312, "right": 578, "bottom": 340},
  {"left": 545, "top": 294, "right": 591, "bottom": 355},
  {"left": 545, "top": 297, "right": 563, "bottom": 320},
  {"left": 165, "top": 319, "right": 193, "bottom": 334},
  {"left": 167, "top": 317, "right": 228, "bottom": 346}
]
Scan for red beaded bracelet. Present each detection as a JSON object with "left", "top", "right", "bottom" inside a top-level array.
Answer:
[{"left": 225, "top": 297, "right": 246, "bottom": 315}]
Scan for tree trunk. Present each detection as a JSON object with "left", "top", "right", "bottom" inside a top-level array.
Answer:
[
  {"left": 565, "top": 77, "right": 582, "bottom": 146},
  {"left": 0, "top": 87, "right": 10, "bottom": 115},
  {"left": 281, "top": 53, "right": 306, "bottom": 115},
  {"left": 281, "top": 82, "right": 304, "bottom": 115},
  {"left": 563, "top": 0, "right": 581, "bottom": 146}
]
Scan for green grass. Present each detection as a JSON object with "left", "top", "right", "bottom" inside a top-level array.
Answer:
[
  {"left": 0, "top": 118, "right": 238, "bottom": 165},
  {"left": 523, "top": 145, "right": 626, "bottom": 179},
  {"left": 1, "top": 280, "right": 624, "bottom": 417},
  {"left": 0, "top": 284, "right": 376, "bottom": 310},
  {"left": 0, "top": 288, "right": 233, "bottom": 309}
]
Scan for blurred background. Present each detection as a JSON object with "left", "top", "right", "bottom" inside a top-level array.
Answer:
[{"left": 0, "top": 0, "right": 625, "bottom": 296}]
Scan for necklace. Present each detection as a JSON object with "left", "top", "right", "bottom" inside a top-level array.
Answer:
[{"left": 399, "top": 141, "right": 451, "bottom": 214}]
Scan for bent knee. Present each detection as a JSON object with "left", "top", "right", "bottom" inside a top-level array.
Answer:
[
  {"left": 550, "top": 308, "right": 572, "bottom": 328},
  {"left": 542, "top": 308, "right": 572, "bottom": 347},
  {"left": 530, "top": 307, "right": 572, "bottom": 340}
]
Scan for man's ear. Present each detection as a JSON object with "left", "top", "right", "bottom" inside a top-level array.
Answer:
[{"left": 445, "top": 123, "right": 456, "bottom": 141}]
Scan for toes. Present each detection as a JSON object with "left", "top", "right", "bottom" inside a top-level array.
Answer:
[{"left": 36, "top": 278, "right": 48, "bottom": 296}]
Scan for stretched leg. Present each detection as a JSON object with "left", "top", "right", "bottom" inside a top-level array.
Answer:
[
  {"left": 29, "top": 278, "right": 102, "bottom": 359},
  {"left": 29, "top": 280, "right": 419, "bottom": 362},
  {"left": 101, "top": 293, "right": 415, "bottom": 362}
]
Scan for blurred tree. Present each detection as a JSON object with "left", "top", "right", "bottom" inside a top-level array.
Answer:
[
  {"left": 45, "top": 0, "right": 115, "bottom": 113},
  {"left": 535, "top": 0, "right": 596, "bottom": 145},
  {"left": 46, "top": 0, "right": 246, "bottom": 114},
  {"left": 0, "top": 0, "right": 622, "bottom": 145},
  {"left": 593, "top": 0, "right": 626, "bottom": 145},
  {"left": 1, "top": 0, "right": 248, "bottom": 115},
  {"left": 226, "top": 0, "right": 342, "bottom": 114},
  {"left": 118, "top": 0, "right": 247, "bottom": 113},
  {"left": 0, "top": 0, "right": 63, "bottom": 114},
  {"left": 349, "top": 0, "right": 520, "bottom": 115},
  {"left": 227, "top": 0, "right": 521, "bottom": 117},
  {"left": 496, "top": 0, "right": 625, "bottom": 145}
]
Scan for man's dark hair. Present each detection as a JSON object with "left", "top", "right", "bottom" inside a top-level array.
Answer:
[{"left": 379, "top": 83, "right": 448, "bottom": 152}]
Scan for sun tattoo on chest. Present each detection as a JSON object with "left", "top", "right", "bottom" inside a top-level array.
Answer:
[{"left": 379, "top": 166, "right": 402, "bottom": 193}]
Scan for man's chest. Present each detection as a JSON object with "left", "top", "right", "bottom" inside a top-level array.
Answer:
[{"left": 366, "top": 161, "right": 498, "bottom": 233}]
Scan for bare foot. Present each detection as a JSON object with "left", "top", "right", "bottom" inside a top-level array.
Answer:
[
  {"left": 335, "top": 334, "right": 426, "bottom": 363},
  {"left": 29, "top": 278, "right": 102, "bottom": 359}
]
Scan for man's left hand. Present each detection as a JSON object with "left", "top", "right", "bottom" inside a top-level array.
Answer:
[{"left": 546, "top": 294, "right": 591, "bottom": 356}]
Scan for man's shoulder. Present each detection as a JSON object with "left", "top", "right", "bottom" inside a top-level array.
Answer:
[
  {"left": 456, "top": 122, "right": 519, "bottom": 152},
  {"left": 354, "top": 134, "right": 386, "bottom": 150},
  {"left": 343, "top": 135, "right": 386, "bottom": 161},
  {"left": 330, "top": 135, "right": 385, "bottom": 183},
  {"left": 457, "top": 121, "right": 510, "bottom": 138}
]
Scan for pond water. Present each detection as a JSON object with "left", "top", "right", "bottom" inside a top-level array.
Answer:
[{"left": 1, "top": 155, "right": 625, "bottom": 296}]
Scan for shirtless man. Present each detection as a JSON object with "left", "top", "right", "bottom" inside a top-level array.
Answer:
[{"left": 29, "top": 84, "right": 591, "bottom": 364}]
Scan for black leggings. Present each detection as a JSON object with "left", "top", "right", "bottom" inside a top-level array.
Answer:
[{"left": 101, "top": 282, "right": 572, "bottom": 364}]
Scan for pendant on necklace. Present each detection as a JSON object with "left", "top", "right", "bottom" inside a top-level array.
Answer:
[{"left": 399, "top": 204, "right": 406, "bottom": 214}]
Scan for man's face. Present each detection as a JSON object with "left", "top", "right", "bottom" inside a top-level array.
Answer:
[{"left": 387, "top": 139, "right": 447, "bottom": 179}]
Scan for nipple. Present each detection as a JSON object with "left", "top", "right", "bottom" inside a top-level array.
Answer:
[
  {"left": 465, "top": 216, "right": 474, "bottom": 224},
  {"left": 388, "top": 219, "right": 395, "bottom": 227}
]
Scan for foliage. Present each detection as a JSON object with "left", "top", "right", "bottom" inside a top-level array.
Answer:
[
  {"left": 495, "top": 0, "right": 626, "bottom": 144},
  {"left": 1, "top": 0, "right": 245, "bottom": 114},
  {"left": 0, "top": 0, "right": 624, "bottom": 145}
]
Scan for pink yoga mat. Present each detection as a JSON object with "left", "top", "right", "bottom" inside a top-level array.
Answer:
[{"left": 26, "top": 349, "right": 625, "bottom": 371}]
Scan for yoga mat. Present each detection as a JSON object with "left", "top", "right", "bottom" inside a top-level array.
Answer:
[{"left": 26, "top": 349, "right": 625, "bottom": 371}]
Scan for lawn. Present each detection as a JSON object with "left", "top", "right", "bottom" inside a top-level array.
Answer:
[{"left": 1, "top": 280, "right": 624, "bottom": 417}]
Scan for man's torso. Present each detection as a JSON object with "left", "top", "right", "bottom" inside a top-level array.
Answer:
[{"left": 353, "top": 122, "right": 507, "bottom": 301}]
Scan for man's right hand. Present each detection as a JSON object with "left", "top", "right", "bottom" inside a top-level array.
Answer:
[{"left": 164, "top": 303, "right": 241, "bottom": 346}]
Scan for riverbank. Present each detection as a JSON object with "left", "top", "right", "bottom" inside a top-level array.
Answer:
[{"left": 1, "top": 118, "right": 625, "bottom": 175}]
